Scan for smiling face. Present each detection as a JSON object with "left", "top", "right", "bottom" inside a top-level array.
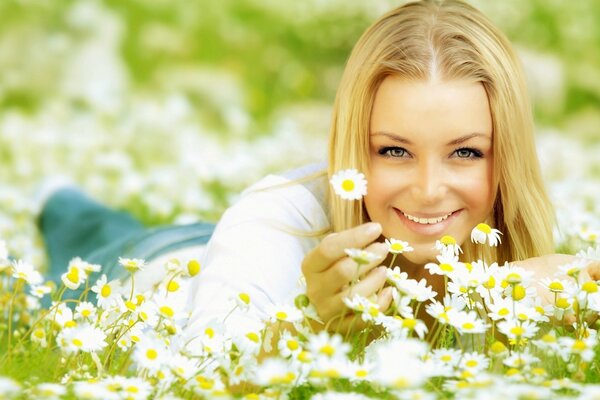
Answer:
[{"left": 365, "top": 76, "right": 496, "bottom": 265}]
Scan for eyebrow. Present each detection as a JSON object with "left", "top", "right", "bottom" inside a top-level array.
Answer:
[{"left": 370, "top": 131, "right": 492, "bottom": 146}]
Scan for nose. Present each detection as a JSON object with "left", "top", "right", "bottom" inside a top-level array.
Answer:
[{"left": 410, "top": 158, "right": 447, "bottom": 204}]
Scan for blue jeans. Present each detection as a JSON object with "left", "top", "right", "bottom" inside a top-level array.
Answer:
[{"left": 38, "top": 188, "right": 214, "bottom": 299}]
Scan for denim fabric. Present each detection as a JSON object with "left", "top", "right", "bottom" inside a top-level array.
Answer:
[{"left": 38, "top": 188, "right": 214, "bottom": 300}]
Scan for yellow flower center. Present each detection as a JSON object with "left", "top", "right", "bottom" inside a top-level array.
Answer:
[
  {"left": 167, "top": 280, "right": 180, "bottom": 292},
  {"left": 403, "top": 319, "right": 417, "bottom": 329},
  {"left": 146, "top": 349, "right": 158, "bottom": 360},
  {"left": 275, "top": 311, "right": 288, "bottom": 320},
  {"left": 582, "top": 281, "right": 598, "bottom": 293},
  {"left": 160, "top": 306, "right": 174, "bottom": 317},
  {"left": 34, "top": 329, "right": 45, "bottom": 339},
  {"left": 440, "top": 263, "right": 454, "bottom": 272},
  {"left": 205, "top": 328, "right": 215, "bottom": 338},
  {"left": 100, "top": 284, "right": 111, "bottom": 298},
  {"left": 490, "top": 341, "right": 507, "bottom": 354},
  {"left": 483, "top": 276, "right": 495, "bottom": 289},
  {"left": 320, "top": 344, "right": 335, "bottom": 356},
  {"left": 67, "top": 268, "right": 79, "bottom": 284},
  {"left": 548, "top": 281, "right": 564, "bottom": 292},
  {"left": 476, "top": 223, "right": 492, "bottom": 234},
  {"left": 72, "top": 338, "right": 83, "bottom": 347},
  {"left": 462, "top": 322, "right": 475, "bottom": 331},
  {"left": 512, "top": 285, "right": 526, "bottom": 301},
  {"left": 125, "top": 301, "right": 136, "bottom": 311},
  {"left": 440, "top": 235, "right": 456, "bottom": 245},
  {"left": 441, "top": 355, "right": 452, "bottom": 362},
  {"left": 239, "top": 293, "right": 250, "bottom": 304},
  {"left": 187, "top": 260, "right": 201, "bottom": 276},
  {"left": 556, "top": 298, "right": 570, "bottom": 309},
  {"left": 64, "top": 321, "right": 76, "bottom": 328},
  {"left": 390, "top": 243, "right": 404, "bottom": 252},
  {"left": 287, "top": 340, "right": 299, "bottom": 351},
  {"left": 246, "top": 332, "right": 260, "bottom": 343},
  {"left": 82, "top": 309, "right": 91, "bottom": 317},
  {"left": 465, "top": 360, "right": 478, "bottom": 368},
  {"left": 506, "top": 273, "right": 522, "bottom": 284},
  {"left": 498, "top": 308, "right": 510, "bottom": 316},
  {"left": 573, "top": 340, "right": 587, "bottom": 352},
  {"left": 355, "top": 370, "right": 368, "bottom": 378},
  {"left": 541, "top": 334, "right": 556, "bottom": 343},
  {"left": 510, "top": 326, "right": 525, "bottom": 336},
  {"left": 341, "top": 179, "right": 355, "bottom": 192}
]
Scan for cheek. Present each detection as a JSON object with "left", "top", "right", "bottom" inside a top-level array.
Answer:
[
  {"left": 364, "top": 165, "right": 399, "bottom": 220},
  {"left": 457, "top": 166, "right": 496, "bottom": 216}
]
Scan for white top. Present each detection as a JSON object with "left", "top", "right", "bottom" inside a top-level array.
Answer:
[{"left": 184, "top": 163, "right": 329, "bottom": 336}]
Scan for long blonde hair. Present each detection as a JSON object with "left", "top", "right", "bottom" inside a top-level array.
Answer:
[{"left": 327, "top": 0, "right": 554, "bottom": 263}]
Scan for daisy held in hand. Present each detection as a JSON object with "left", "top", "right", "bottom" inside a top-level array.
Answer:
[{"left": 330, "top": 169, "right": 367, "bottom": 201}]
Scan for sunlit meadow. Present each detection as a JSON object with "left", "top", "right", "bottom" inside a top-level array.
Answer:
[{"left": 1, "top": 0, "right": 599, "bottom": 398}]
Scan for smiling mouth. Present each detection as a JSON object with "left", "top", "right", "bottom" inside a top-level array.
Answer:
[{"left": 399, "top": 210, "right": 455, "bottom": 225}]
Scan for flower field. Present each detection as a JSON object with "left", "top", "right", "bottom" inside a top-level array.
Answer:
[{"left": 0, "top": 0, "right": 599, "bottom": 398}]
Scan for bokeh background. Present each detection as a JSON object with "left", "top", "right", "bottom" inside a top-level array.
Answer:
[{"left": 0, "top": 0, "right": 599, "bottom": 267}]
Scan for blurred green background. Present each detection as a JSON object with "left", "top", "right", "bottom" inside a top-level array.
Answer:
[{"left": 0, "top": 0, "right": 598, "bottom": 264}]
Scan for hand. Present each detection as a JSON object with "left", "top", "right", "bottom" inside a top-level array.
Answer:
[
  {"left": 301, "top": 222, "right": 393, "bottom": 335},
  {"left": 514, "top": 253, "right": 600, "bottom": 325}
]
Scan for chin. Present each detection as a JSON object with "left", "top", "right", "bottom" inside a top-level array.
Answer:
[{"left": 402, "top": 247, "right": 439, "bottom": 266}]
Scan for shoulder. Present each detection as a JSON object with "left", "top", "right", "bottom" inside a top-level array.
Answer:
[{"left": 219, "top": 162, "right": 329, "bottom": 232}]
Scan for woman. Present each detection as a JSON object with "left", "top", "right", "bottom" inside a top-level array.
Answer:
[{"left": 40, "top": 0, "right": 597, "bottom": 339}]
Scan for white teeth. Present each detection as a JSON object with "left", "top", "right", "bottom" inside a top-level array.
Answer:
[{"left": 402, "top": 211, "right": 452, "bottom": 225}]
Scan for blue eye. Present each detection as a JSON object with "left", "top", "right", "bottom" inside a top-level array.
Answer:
[
  {"left": 378, "top": 147, "right": 408, "bottom": 158},
  {"left": 454, "top": 148, "right": 483, "bottom": 159}
]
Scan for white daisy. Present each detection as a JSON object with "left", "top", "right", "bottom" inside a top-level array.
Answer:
[
  {"left": 133, "top": 334, "right": 169, "bottom": 373},
  {"left": 56, "top": 323, "right": 107, "bottom": 354},
  {"left": 61, "top": 262, "right": 86, "bottom": 290},
  {"left": 470, "top": 223, "right": 502, "bottom": 246},
  {"left": 435, "top": 235, "right": 462, "bottom": 257},
  {"left": 265, "top": 303, "right": 303, "bottom": 324},
  {"left": 30, "top": 284, "right": 52, "bottom": 299},
  {"left": 90, "top": 274, "right": 122, "bottom": 309},
  {"left": 32, "top": 383, "right": 66, "bottom": 399},
  {"left": 11, "top": 259, "right": 43, "bottom": 286},
  {"left": 307, "top": 331, "right": 351, "bottom": 361},
  {"left": 385, "top": 238, "right": 413, "bottom": 254},
  {"left": 344, "top": 248, "right": 382, "bottom": 265},
  {"left": 118, "top": 257, "right": 146, "bottom": 273},
  {"left": 330, "top": 169, "right": 367, "bottom": 200}
]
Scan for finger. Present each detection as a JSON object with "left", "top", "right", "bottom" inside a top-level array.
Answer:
[
  {"left": 377, "top": 286, "right": 394, "bottom": 313},
  {"left": 337, "top": 266, "right": 388, "bottom": 302},
  {"left": 302, "top": 222, "right": 382, "bottom": 274},
  {"left": 320, "top": 242, "right": 388, "bottom": 292},
  {"left": 587, "top": 261, "right": 600, "bottom": 280}
]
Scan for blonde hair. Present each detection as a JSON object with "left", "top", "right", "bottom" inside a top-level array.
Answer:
[{"left": 327, "top": 0, "right": 554, "bottom": 263}]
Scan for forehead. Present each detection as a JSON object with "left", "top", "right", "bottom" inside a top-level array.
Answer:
[{"left": 369, "top": 76, "right": 492, "bottom": 142}]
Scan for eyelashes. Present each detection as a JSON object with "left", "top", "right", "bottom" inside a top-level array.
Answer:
[{"left": 377, "top": 146, "right": 484, "bottom": 159}]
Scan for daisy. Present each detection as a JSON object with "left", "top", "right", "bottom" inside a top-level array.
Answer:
[
  {"left": 424, "top": 253, "right": 464, "bottom": 277},
  {"left": 330, "top": 169, "right": 367, "bottom": 200},
  {"left": 74, "top": 301, "right": 97, "bottom": 321},
  {"left": 502, "top": 350, "right": 539, "bottom": 369},
  {"left": 56, "top": 323, "right": 107, "bottom": 354},
  {"left": 69, "top": 257, "right": 101, "bottom": 276},
  {"left": 254, "top": 358, "right": 297, "bottom": 386},
  {"left": 133, "top": 334, "right": 169, "bottom": 373},
  {"left": 307, "top": 331, "right": 351, "bottom": 361},
  {"left": 91, "top": 274, "right": 122, "bottom": 309},
  {"left": 459, "top": 352, "right": 490, "bottom": 374},
  {"left": 385, "top": 238, "right": 413, "bottom": 254},
  {"left": 435, "top": 235, "right": 462, "bottom": 256},
  {"left": 11, "top": 259, "right": 43, "bottom": 286},
  {"left": 32, "top": 383, "right": 66, "bottom": 399},
  {"left": 265, "top": 303, "right": 303, "bottom": 324},
  {"left": 344, "top": 248, "right": 381, "bottom": 265},
  {"left": 61, "top": 262, "right": 86, "bottom": 290},
  {"left": 576, "top": 244, "right": 600, "bottom": 261},
  {"left": 30, "top": 284, "right": 52, "bottom": 298},
  {"left": 368, "top": 339, "right": 430, "bottom": 389},
  {"left": 448, "top": 310, "right": 489, "bottom": 335},
  {"left": 557, "top": 258, "right": 590, "bottom": 279},
  {"left": 470, "top": 223, "right": 502, "bottom": 246},
  {"left": 118, "top": 257, "right": 146, "bottom": 273},
  {"left": 497, "top": 320, "right": 539, "bottom": 342},
  {"left": 277, "top": 330, "right": 303, "bottom": 359}
]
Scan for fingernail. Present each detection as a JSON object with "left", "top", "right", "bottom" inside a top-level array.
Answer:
[{"left": 365, "top": 222, "right": 381, "bottom": 236}]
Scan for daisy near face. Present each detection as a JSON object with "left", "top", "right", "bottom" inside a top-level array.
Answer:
[{"left": 365, "top": 76, "right": 496, "bottom": 265}]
